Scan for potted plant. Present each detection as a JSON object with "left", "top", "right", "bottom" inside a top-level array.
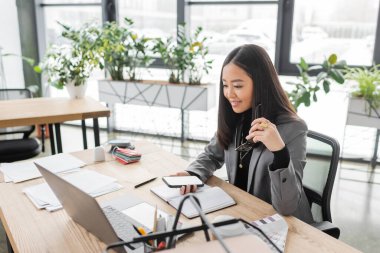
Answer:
[
  {"left": 96, "top": 18, "right": 153, "bottom": 81},
  {"left": 40, "top": 22, "right": 100, "bottom": 99},
  {"left": 153, "top": 24, "right": 213, "bottom": 85},
  {"left": 287, "top": 54, "right": 346, "bottom": 110},
  {"left": 344, "top": 64, "right": 380, "bottom": 118},
  {"left": 97, "top": 22, "right": 216, "bottom": 138}
]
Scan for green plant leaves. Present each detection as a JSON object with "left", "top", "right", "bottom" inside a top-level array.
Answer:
[
  {"left": 328, "top": 54, "right": 337, "bottom": 65},
  {"left": 299, "top": 57, "right": 308, "bottom": 71},
  {"left": 323, "top": 80, "right": 330, "bottom": 93},
  {"left": 329, "top": 69, "right": 345, "bottom": 84},
  {"left": 316, "top": 72, "right": 327, "bottom": 83},
  {"left": 33, "top": 65, "right": 42, "bottom": 73},
  {"left": 344, "top": 64, "right": 380, "bottom": 110},
  {"left": 300, "top": 92, "right": 311, "bottom": 107},
  {"left": 286, "top": 53, "right": 347, "bottom": 109},
  {"left": 153, "top": 23, "right": 212, "bottom": 84},
  {"left": 40, "top": 18, "right": 214, "bottom": 85}
]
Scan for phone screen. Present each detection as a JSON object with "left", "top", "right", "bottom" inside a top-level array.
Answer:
[{"left": 162, "top": 176, "right": 204, "bottom": 188}]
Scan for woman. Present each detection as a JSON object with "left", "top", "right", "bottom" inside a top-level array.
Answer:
[{"left": 175, "top": 44, "right": 314, "bottom": 223}]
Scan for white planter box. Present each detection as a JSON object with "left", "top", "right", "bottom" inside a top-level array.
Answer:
[
  {"left": 98, "top": 80, "right": 215, "bottom": 110},
  {"left": 98, "top": 80, "right": 216, "bottom": 139},
  {"left": 345, "top": 97, "right": 380, "bottom": 172},
  {"left": 346, "top": 97, "right": 380, "bottom": 129}
]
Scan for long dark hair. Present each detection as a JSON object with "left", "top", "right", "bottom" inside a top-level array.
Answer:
[{"left": 217, "top": 44, "right": 296, "bottom": 149}]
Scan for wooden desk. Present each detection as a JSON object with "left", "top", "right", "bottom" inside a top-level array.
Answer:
[
  {"left": 0, "top": 142, "right": 361, "bottom": 253},
  {"left": 0, "top": 97, "right": 110, "bottom": 154}
]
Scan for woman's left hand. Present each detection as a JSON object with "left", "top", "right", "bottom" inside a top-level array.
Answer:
[{"left": 246, "top": 117, "right": 285, "bottom": 152}]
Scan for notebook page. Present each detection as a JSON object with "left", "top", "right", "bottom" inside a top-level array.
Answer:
[
  {"left": 168, "top": 186, "right": 235, "bottom": 218},
  {"left": 150, "top": 184, "right": 209, "bottom": 202}
]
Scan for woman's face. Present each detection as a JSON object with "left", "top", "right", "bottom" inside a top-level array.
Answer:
[{"left": 222, "top": 63, "right": 254, "bottom": 113}]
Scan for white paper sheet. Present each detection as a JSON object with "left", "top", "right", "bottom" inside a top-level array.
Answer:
[
  {"left": 0, "top": 162, "right": 41, "bottom": 183},
  {"left": 122, "top": 202, "right": 169, "bottom": 230},
  {"left": 34, "top": 153, "right": 85, "bottom": 173},
  {"left": 0, "top": 153, "right": 86, "bottom": 183},
  {"left": 23, "top": 170, "right": 123, "bottom": 212}
]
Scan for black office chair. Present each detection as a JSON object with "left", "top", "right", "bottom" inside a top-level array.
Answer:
[
  {"left": 0, "top": 89, "right": 41, "bottom": 162},
  {"left": 303, "top": 130, "right": 340, "bottom": 239}
]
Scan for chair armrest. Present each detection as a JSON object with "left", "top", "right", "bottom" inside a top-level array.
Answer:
[{"left": 311, "top": 221, "right": 340, "bottom": 239}]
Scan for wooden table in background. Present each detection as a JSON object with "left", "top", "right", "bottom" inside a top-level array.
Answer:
[
  {"left": 0, "top": 97, "right": 110, "bottom": 154},
  {"left": 0, "top": 141, "right": 361, "bottom": 253}
]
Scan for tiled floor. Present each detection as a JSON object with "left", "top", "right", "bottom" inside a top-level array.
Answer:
[{"left": 1, "top": 125, "right": 379, "bottom": 253}]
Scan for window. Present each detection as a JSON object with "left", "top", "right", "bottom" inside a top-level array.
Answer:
[
  {"left": 39, "top": 1, "right": 103, "bottom": 99},
  {"left": 188, "top": 1, "right": 278, "bottom": 88},
  {"left": 43, "top": 6, "right": 102, "bottom": 45},
  {"left": 117, "top": 0, "right": 177, "bottom": 38},
  {"left": 190, "top": 4, "right": 278, "bottom": 61},
  {"left": 290, "top": 0, "right": 379, "bottom": 66}
]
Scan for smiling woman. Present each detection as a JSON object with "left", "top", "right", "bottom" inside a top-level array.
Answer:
[
  {"left": 171, "top": 44, "right": 314, "bottom": 224},
  {"left": 222, "top": 63, "right": 254, "bottom": 114}
]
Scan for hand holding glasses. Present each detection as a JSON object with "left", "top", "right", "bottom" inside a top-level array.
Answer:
[{"left": 235, "top": 104, "right": 263, "bottom": 152}]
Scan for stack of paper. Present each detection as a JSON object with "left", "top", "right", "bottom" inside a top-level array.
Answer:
[
  {"left": 112, "top": 147, "right": 141, "bottom": 164},
  {"left": 23, "top": 170, "right": 123, "bottom": 211},
  {"left": 0, "top": 153, "right": 85, "bottom": 183},
  {"left": 248, "top": 214, "right": 288, "bottom": 253}
]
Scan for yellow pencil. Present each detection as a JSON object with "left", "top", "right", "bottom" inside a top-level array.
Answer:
[{"left": 137, "top": 227, "right": 147, "bottom": 236}]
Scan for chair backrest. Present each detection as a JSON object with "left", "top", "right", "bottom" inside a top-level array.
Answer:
[
  {"left": 0, "top": 89, "right": 34, "bottom": 138},
  {"left": 303, "top": 130, "right": 340, "bottom": 223}
]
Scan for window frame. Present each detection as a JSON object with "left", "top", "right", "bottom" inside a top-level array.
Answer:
[
  {"left": 34, "top": 0, "right": 380, "bottom": 75},
  {"left": 277, "top": 0, "right": 380, "bottom": 75}
]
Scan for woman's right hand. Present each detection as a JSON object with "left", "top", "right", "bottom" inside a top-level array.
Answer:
[{"left": 170, "top": 171, "right": 198, "bottom": 195}]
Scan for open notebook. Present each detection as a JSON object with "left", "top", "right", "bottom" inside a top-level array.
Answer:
[{"left": 150, "top": 184, "right": 236, "bottom": 218}]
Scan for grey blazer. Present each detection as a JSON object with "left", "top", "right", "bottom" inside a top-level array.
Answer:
[{"left": 186, "top": 114, "right": 314, "bottom": 224}]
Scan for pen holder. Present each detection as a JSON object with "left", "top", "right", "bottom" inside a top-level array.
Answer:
[
  {"left": 94, "top": 146, "right": 105, "bottom": 162},
  {"left": 143, "top": 239, "right": 168, "bottom": 253},
  {"left": 143, "top": 243, "right": 155, "bottom": 253}
]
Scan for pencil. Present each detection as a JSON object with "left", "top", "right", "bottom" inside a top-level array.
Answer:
[{"left": 153, "top": 205, "right": 158, "bottom": 233}]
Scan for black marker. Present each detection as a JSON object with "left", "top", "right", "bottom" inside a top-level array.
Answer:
[{"left": 134, "top": 177, "right": 157, "bottom": 188}]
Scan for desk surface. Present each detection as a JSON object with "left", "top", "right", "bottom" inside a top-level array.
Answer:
[
  {"left": 0, "top": 142, "right": 361, "bottom": 253},
  {"left": 0, "top": 97, "right": 110, "bottom": 128}
]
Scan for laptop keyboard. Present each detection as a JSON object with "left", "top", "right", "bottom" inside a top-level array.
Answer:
[{"left": 102, "top": 205, "right": 141, "bottom": 243}]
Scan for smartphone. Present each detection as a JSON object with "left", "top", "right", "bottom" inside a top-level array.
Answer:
[{"left": 162, "top": 176, "right": 204, "bottom": 188}]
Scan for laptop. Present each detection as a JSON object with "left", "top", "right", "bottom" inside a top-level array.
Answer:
[{"left": 34, "top": 162, "right": 147, "bottom": 253}]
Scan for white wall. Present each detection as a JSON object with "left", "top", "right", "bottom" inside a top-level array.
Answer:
[{"left": 0, "top": 0, "right": 25, "bottom": 88}]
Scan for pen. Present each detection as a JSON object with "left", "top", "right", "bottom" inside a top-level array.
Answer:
[
  {"left": 132, "top": 225, "right": 141, "bottom": 235},
  {"left": 133, "top": 224, "right": 147, "bottom": 236},
  {"left": 134, "top": 177, "right": 157, "bottom": 188}
]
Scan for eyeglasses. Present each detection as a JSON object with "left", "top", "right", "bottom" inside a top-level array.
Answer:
[
  {"left": 235, "top": 140, "right": 255, "bottom": 152},
  {"left": 234, "top": 104, "right": 262, "bottom": 152}
]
